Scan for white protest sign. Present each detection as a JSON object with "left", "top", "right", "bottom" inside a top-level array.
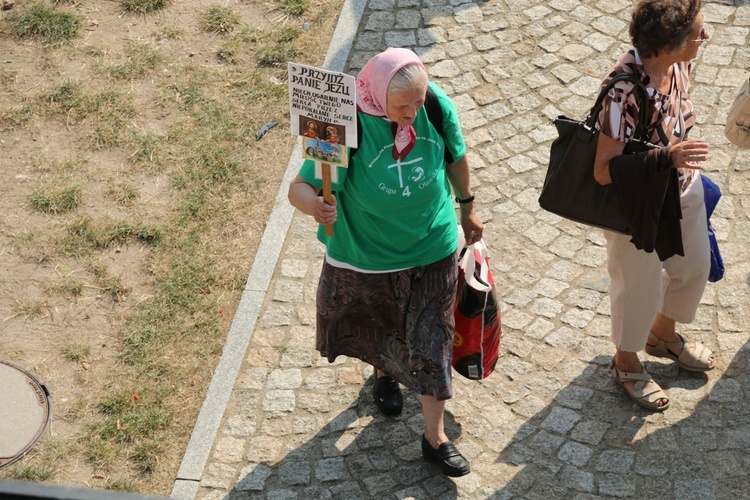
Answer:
[{"left": 288, "top": 62, "right": 357, "bottom": 170}]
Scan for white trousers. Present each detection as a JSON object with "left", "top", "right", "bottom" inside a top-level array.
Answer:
[{"left": 604, "top": 175, "right": 710, "bottom": 352}]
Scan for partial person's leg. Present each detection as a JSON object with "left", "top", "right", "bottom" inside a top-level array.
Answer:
[
  {"left": 604, "top": 229, "right": 668, "bottom": 408},
  {"left": 373, "top": 368, "right": 402, "bottom": 416},
  {"left": 422, "top": 395, "right": 448, "bottom": 447},
  {"left": 604, "top": 230, "right": 663, "bottom": 352},
  {"left": 649, "top": 177, "right": 714, "bottom": 368},
  {"left": 658, "top": 176, "right": 710, "bottom": 325},
  {"left": 421, "top": 395, "right": 470, "bottom": 476}
]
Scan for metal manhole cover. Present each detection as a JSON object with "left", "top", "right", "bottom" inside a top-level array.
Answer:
[{"left": 0, "top": 360, "right": 52, "bottom": 470}]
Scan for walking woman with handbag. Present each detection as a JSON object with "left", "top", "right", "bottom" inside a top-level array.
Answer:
[
  {"left": 593, "top": 0, "right": 715, "bottom": 411},
  {"left": 288, "top": 48, "right": 483, "bottom": 476}
]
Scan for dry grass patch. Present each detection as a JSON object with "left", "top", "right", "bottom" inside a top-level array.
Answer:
[
  {"left": 0, "top": 0, "right": 344, "bottom": 493},
  {"left": 6, "top": 2, "right": 81, "bottom": 44}
]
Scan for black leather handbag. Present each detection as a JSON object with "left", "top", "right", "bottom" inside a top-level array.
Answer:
[{"left": 538, "top": 73, "right": 656, "bottom": 235}]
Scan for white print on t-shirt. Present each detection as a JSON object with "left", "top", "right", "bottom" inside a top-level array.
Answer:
[
  {"left": 367, "top": 137, "right": 443, "bottom": 197},
  {"left": 410, "top": 167, "right": 425, "bottom": 182},
  {"left": 387, "top": 157, "right": 422, "bottom": 188}
]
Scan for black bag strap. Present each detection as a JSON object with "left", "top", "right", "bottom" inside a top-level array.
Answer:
[
  {"left": 350, "top": 86, "right": 451, "bottom": 163},
  {"left": 585, "top": 72, "right": 652, "bottom": 144}
]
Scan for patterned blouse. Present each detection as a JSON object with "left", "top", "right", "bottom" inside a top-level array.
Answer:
[{"left": 597, "top": 48, "right": 698, "bottom": 190}]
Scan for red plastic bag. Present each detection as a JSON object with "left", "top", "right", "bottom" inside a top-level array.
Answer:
[{"left": 452, "top": 238, "right": 502, "bottom": 380}]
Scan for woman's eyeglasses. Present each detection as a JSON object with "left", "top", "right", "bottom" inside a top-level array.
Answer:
[{"left": 691, "top": 27, "right": 709, "bottom": 43}]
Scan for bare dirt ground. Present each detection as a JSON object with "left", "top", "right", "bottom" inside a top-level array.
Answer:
[{"left": 0, "top": 0, "right": 341, "bottom": 494}]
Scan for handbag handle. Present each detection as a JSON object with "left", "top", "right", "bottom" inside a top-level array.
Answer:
[
  {"left": 584, "top": 73, "right": 652, "bottom": 144},
  {"left": 460, "top": 239, "right": 491, "bottom": 293}
]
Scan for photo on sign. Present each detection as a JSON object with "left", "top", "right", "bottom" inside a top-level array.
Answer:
[
  {"left": 303, "top": 138, "right": 347, "bottom": 165},
  {"left": 299, "top": 119, "right": 345, "bottom": 146}
]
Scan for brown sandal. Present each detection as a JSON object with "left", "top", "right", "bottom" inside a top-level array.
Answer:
[
  {"left": 645, "top": 331, "right": 714, "bottom": 372},
  {"left": 609, "top": 361, "right": 670, "bottom": 411}
]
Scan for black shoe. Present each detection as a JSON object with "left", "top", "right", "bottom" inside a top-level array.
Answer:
[
  {"left": 421, "top": 434, "right": 470, "bottom": 477},
  {"left": 372, "top": 375, "right": 403, "bottom": 416}
]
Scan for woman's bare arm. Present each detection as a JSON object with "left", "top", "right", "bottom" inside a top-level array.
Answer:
[{"left": 288, "top": 174, "right": 337, "bottom": 225}]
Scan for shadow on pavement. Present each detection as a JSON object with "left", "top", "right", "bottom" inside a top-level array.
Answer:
[
  {"left": 492, "top": 343, "right": 750, "bottom": 498},
  {"left": 225, "top": 375, "right": 463, "bottom": 498}
]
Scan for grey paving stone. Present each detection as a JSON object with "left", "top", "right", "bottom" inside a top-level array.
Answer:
[
  {"left": 279, "top": 347, "right": 313, "bottom": 368},
  {"left": 235, "top": 463, "right": 273, "bottom": 491},
  {"left": 528, "top": 429, "right": 566, "bottom": 455},
  {"left": 544, "top": 326, "right": 583, "bottom": 349},
  {"left": 570, "top": 420, "right": 610, "bottom": 446},
  {"left": 315, "top": 457, "right": 348, "bottom": 482},
  {"left": 395, "top": 9, "right": 422, "bottom": 29},
  {"left": 362, "top": 471, "right": 399, "bottom": 496},
  {"left": 560, "top": 465, "right": 595, "bottom": 493},
  {"left": 428, "top": 59, "right": 462, "bottom": 78},
  {"left": 244, "top": 435, "right": 284, "bottom": 463},
  {"left": 500, "top": 357, "right": 535, "bottom": 380},
  {"left": 266, "top": 368, "right": 303, "bottom": 389},
  {"left": 278, "top": 460, "right": 311, "bottom": 486},
  {"left": 541, "top": 406, "right": 581, "bottom": 434},
  {"left": 272, "top": 280, "right": 303, "bottom": 302},
  {"left": 196, "top": 490, "right": 226, "bottom": 500},
  {"left": 598, "top": 472, "right": 636, "bottom": 498},
  {"left": 674, "top": 479, "right": 717, "bottom": 500},
  {"left": 201, "top": 463, "right": 237, "bottom": 489},
  {"left": 384, "top": 31, "right": 417, "bottom": 47},
  {"left": 213, "top": 436, "right": 245, "bottom": 463},
  {"left": 262, "top": 390, "right": 296, "bottom": 412},
  {"left": 266, "top": 490, "right": 297, "bottom": 500},
  {"left": 707, "top": 377, "right": 743, "bottom": 402},
  {"left": 365, "top": 12, "right": 395, "bottom": 31},
  {"left": 186, "top": 2, "right": 750, "bottom": 499},
  {"left": 595, "top": 449, "right": 635, "bottom": 473},
  {"left": 558, "top": 441, "right": 592, "bottom": 467},
  {"left": 225, "top": 414, "right": 257, "bottom": 436}
]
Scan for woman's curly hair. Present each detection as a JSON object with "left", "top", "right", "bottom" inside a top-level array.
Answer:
[{"left": 630, "top": 0, "right": 702, "bottom": 58}]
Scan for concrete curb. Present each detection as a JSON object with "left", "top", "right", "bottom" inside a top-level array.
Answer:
[{"left": 170, "top": 1, "right": 366, "bottom": 498}]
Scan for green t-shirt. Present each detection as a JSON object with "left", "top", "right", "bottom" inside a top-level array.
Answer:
[{"left": 299, "top": 82, "right": 466, "bottom": 271}]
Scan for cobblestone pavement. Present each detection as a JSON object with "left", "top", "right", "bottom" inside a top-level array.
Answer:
[{"left": 194, "top": 0, "right": 750, "bottom": 498}]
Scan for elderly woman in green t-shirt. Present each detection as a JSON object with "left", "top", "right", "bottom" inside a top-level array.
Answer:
[{"left": 288, "top": 48, "right": 482, "bottom": 477}]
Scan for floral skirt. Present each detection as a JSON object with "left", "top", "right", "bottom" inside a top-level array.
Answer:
[{"left": 316, "top": 253, "right": 458, "bottom": 401}]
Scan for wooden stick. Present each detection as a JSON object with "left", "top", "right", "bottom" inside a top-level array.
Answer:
[{"left": 321, "top": 162, "right": 334, "bottom": 236}]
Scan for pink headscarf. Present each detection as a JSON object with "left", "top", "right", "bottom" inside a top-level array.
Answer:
[{"left": 356, "top": 48, "right": 426, "bottom": 160}]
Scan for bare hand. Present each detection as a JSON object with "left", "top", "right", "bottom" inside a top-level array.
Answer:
[
  {"left": 461, "top": 209, "right": 484, "bottom": 246},
  {"left": 669, "top": 139, "right": 708, "bottom": 170},
  {"left": 314, "top": 195, "right": 337, "bottom": 225}
]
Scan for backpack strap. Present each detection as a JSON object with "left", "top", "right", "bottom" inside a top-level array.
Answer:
[{"left": 350, "top": 86, "right": 451, "bottom": 163}]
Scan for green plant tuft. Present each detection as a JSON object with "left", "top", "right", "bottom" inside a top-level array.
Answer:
[
  {"left": 133, "top": 442, "right": 161, "bottom": 474},
  {"left": 257, "top": 44, "right": 297, "bottom": 67},
  {"left": 45, "top": 81, "right": 85, "bottom": 114},
  {"left": 14, "top": 299, "right": 49, "bottom": 319},
  {"left": 10, "top": 3, "right": 81, "bottom": 44},
  {"left": 62, "top": 343, "right": 91, "bottom": 362},
  {"left": 29, "top": 185, "right": 82, "bottom": 214},
  {"left": 8, "top": 465, "right": 56, "bottom": 482},
  {"left": 104, "top": 478, "right": 137, "bottom": 492},
  {"left": 107, "top": 182, "right": 140, "bottom": 206},
  {"left": 120, "top": 0, "right": 171, "bottom": 14},
  {"left": 106, "top": 43, "right": 161, "bottom": 80},
  {"left": 46, "top": 278, "right": 84, "bottom": 298},
  {"left": 217, "top": 38, "right": 242, "bottom": 64},
  {"left": 59, "top": 217, "right": 161, "bottom": 256},
  {"left": 274, "top": 27, "right": 301, "bottom": 43},
  {"left": 199, "top": 5, "right": 241, "bottom": 34},
  {"left": 278, "top": 0, "right": 309, "bottom": 16},
  {"left": 129, "top": 131, "right": 162, "bottom": 164}
]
